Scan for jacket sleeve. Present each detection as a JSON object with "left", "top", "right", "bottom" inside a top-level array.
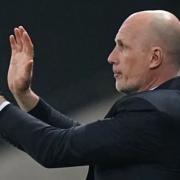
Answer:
[
  {"left": 0, "top": 97, "right": 167, "bottom": 168},
  {"left": 28, "top": 98, "right": 81, "bottom": 128}
]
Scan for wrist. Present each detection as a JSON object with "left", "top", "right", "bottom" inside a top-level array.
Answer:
[
  {"left": 13, "top": 89, "right": 40, "bottom": 112},
  {"left": 12, "top": 88, "right": 32, "bottom": 98},
  {"left": 0, "top": 95, "right": 6, "bottom": 104}
]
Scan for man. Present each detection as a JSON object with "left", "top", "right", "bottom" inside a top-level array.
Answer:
[{"left": 0, "top": 10, "right": 180, "bottom": 179}]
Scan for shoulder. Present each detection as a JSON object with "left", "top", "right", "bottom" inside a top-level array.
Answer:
[{"left": 106, "top": 89, "right": 180, "bottom": 119}]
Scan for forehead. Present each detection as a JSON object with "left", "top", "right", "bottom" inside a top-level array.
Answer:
[
  {"left": 115, "top": 19, "right": 150, "bottom": 45},
  {"left": 115, "top": 19, "right": 139, "bottom": 40}
]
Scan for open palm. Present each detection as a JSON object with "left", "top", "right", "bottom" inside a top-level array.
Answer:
[{"left": 8, "top": 26, "right": 34, "bottom": 96}]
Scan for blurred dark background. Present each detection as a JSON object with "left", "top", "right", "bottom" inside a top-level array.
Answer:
[
  {"left": 0, "top": 1, "right": 179, "bottom": 179},
  {"left": 0, "top": 0, "right": 179, "bottom": 113}
]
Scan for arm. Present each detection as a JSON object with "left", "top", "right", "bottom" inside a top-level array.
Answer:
[
  {"left": 0, "top": 97, "right": 166, "bottom": 167},
  {"left": 8, "top": 26, "right": 80, "bottom": 128},
  {"left": 28, "top": 98, "right": 80, "bottom": 128}
]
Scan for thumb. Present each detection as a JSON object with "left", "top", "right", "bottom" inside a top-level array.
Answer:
[{"left": 25, "top": 60, "right": 34, "bottom": 78}]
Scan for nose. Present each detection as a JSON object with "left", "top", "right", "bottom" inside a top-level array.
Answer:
[{"left": 107, "top": 46, "right": 118, "bottom": 64}]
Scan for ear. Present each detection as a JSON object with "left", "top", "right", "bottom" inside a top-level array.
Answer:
[{"left": 149, "top": 47, "right": 163, "bottom": 69}]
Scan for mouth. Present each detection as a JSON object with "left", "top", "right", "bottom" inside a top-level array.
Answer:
[
  {"left": 114, "top": 73, "right": 122, "bottom": 79},
  {"left": 114, "top": 73, "right": 119, "bottom": 78},
  {"left": 113, "top": 67, "right": 122, "bottom": 79}
]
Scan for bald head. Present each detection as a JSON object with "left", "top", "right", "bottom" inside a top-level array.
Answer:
[
  {"left": 126, "top": 10, "right": 179, "bottom": 24},
  {"left": 108, "top": 10, "right": 180, "bottom": 93},
  {"left": 123, "top": 10, "right": 180, "bottom": 66}
]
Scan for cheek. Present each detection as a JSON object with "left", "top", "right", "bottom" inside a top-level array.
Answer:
[
  {"left": 121, "top": 57, "right": 137, "bottom": 77},
  {"left": 121, "top": 56, "right": 148, "bottom": 81}
]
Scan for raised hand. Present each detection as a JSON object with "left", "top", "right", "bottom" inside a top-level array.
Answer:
[
  {"left": 8, "top": 26, "right": 39, "bottom": 111},
  {"left": 8, "top": 26, "right": 34, "bottom": 96}
]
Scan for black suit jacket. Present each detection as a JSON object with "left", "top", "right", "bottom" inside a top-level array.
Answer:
[{"left": 1, "top": 77, "right": 180, "bottom": 180}]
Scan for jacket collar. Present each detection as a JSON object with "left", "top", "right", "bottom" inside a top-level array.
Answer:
[
  {"left": 156, "top": 76, "right": 180, "bottom": 90},
  {"left": 105, "top": 76, "right": 180, "bottom": 118}
]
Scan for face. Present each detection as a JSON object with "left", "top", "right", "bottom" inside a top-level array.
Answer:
[{"left": 108, "top": 19, "right": 152, "bottom": 93}]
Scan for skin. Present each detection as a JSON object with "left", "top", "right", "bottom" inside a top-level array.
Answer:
[
  {"left": 2, "top": 10, "right": 180, "bottom": 110},
  {"left": 108, "top": 10, "right": 180, "bottom": 93},
  {"left": 8, "top": 26, "right": 39, "bottom": 111}
]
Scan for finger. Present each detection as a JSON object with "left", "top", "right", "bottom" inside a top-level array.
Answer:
[
  {"left": 14, "top": 28, "right": 23, "bottom": 50},
  {"left": 18, "top": 25, "right": 24, "bottom": 37},
  {"left": 22, "top": 31, "right": 34, "bottom": 57},
  {"left": 9, "top": 35, "right": 17, "bottom": 51},
  {"left": 24, "top": 60, "right": 34, "bottom": 83},
  {"left": 18, "top": 25, "right": 26, "bottom": 32},
  {"left": 19, "top": 26, "right": 33, "bottom": 47},
  {"left": 9, "top": 35, "right": 18, "bottom": 64},
  {"left": 25, "top": 60, "right": 34, "bottom": 75}
]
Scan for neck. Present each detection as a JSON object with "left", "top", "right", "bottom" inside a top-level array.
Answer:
[{"left": 138, "top": 68, "right": 180, "bottom": 92}]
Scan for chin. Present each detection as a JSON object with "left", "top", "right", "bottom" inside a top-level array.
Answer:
[
  {"left": 115, "top": 84, "right": 125, "bottom": 93},
  {"left": 116, "top": 83, "right": 137, "bottom": 94},
  {"left": 115, "top": 80, "right": 126, "bottom": 92}
]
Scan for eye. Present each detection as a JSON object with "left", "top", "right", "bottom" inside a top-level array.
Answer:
[{"left": 117, "top": 40, "right": 124, "bottom": 50}]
